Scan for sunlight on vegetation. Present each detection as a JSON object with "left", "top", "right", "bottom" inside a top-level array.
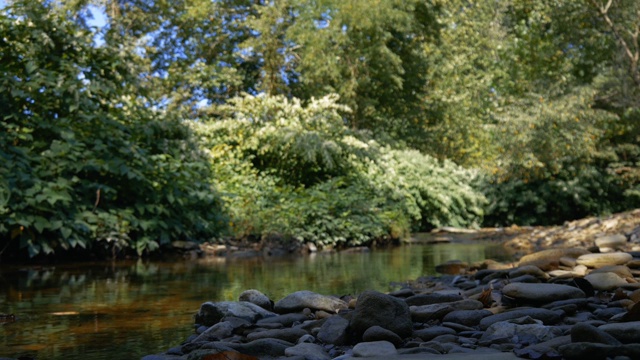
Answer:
[{"left": 1, "top": 0, "right": 639, "bottom": 259}]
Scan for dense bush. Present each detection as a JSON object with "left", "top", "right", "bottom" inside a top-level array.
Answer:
[
  {"left": 195, "top": 94, "right": 485, "bottom": 247},
  {"left": 483, "top": 89, "right": 640, "bottom": 226},
  {"left": 0, "top": 1, "right": 226, "bottom": 259}
]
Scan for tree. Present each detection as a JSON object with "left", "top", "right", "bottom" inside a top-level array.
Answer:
[{"left": 0, "top": 0, "right": 226, "bottom": 259}]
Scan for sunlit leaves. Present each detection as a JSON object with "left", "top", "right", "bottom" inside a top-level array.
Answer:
[{"left": 0, "top": 0, "right": 226, "bottom": 259}]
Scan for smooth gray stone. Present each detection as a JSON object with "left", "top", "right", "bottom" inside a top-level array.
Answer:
[
  {"left": 479, "top": 308, "right": 562, "bottom": 329},
  {"left": 599, "top": 321, "right": 640, "bottom": 344},
  {"left": 594, "top": 307, "right": 627, "bottom": 320},
  {"left": 359, "top": 352, "right": 521, "bottom": 359},
  {"left": 541, "top": 298, "right": 589, "bottom": 309},
  {"left": 274, "top": 290, "right": 348, "bottom": 313},
  {"left": 192, "top": 321, "right": 234, "bottom": 342},
  {"left": 442, "top": 309, "right": 492, "bottom": 327},
  {"left": 441, "top": 321, "right": 475, "bottom": 332},
  {"left": 502, "top": 283, "right": 585, "bottom": 304},
  {"left": 398, "top": 347, "right": 441, "bottom": 355},
  {"left": 559, "top": 342, "right": 640, "bottom": 360},
  {"left": 352, "top": 341, "right": 397, "bottom": 357},
  {"left": 284, "top": 342, "right": 331, "bottom": 360},
  {"left": 508, "top": 265, "right": 548, "bottom": 279},
  {"left": 213, "top": 338, "right": 294, "bottom": 357},
  {"left": 413, "top": 326, "right": 456, "bottom": 341},
  {"left": 405, "top": 293, "right": 463, "bottom": 306},
  {"left": 362, "top": 325, "right": 403, "bottom": 347},
  {"left": 317, "top": 315, "right": 349, "bottom": 345},
  {"left": 449, "top": 299, "right": 484, "bottom": 311},
  {"left": 245, "top": 327, "right": 308, "bottom": 343},
  {"left": 410, "top": 303, "right": 455, "bottom": 322},
  {"left": 571, "top": 323, "right": 621, "bottom": 345},
  {"left": 239, "top": 289, "right": 273, "bottom": 311},
  {"left": 195, "top": 301, "right": 276, "bottom": 326},
  {"left": 256, "top": 313, "right": 309, "bottom": 327},
  {"left": 141, "top": 355, "right": 182, "bottom": 360},
  {"left": 479, "top": 321, "right": 563, "bottom": 346},
  {"left": 350, "top": 290, "right": 413, "bottom": 340}
]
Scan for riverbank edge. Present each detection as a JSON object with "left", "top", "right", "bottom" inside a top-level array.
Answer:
[{"left": 137, "top": 210, "right": 640, "bottom": 360}]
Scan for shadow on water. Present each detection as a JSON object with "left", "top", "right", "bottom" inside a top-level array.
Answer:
[{"left": 0, "top": 240, "right": 511, "bottom": 360}]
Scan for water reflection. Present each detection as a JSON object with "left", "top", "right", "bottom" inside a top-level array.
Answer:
[{"left": 0, "top": 242, "right": 510, "bottom": 360}]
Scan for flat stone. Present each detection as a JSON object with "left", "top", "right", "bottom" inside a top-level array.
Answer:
[
  {"left": 256, "top": 313, "right": 309, "bottom": 327},
  {"left": 449, "top": 299, "right": 484, "bottom": 310},
  {"left": 590, "top": 265, "right": 634, "bottom": 278},
  {"left": 405, "top": 293, "right": 463, "bottom": 306},
  {"left": 479, "top": 321, "right": 563, "bottom": 346},
  {"left": 502, "top": 283, "right": 585, "bottom": 304},
  {"left": 584, "top": 272, "right": 628, "bottom": 291},
  {"left": 195, "top": 301, "right": 276, "bottom": 326},
  {"left": 519, "top": 249, "right": 589, "bottom": 266},
  {"left": 363, "top": 351, "right": 521, "bottom": 359},
  {"left": 192, "top": 321, "right": 234, "bottom": 342},
  {"left": 410, "top": 303, "right": 455, "bottom": 322},
  {"left": 479, "top": 308, "right": 562, "bottom": 329},
  {"left": 442, "top": 309, "right": 493, "bottom": 327},
  {"left": 216, "top": 338, "right": 294, "bottom": 357},
  {"left": 412, "top": 326, "right": 457, "bottom": 341},
  {"left": 559, "top": 342, "right": 640, "bottom": 360},
  {"left": 352, "top": 341, "right": 397, "bottom": 357},
  {"left": 245, "top": 327, "right": 308, "bottom": 343},
  {"left": 599, "top": 321, "right": 640, "bottom": 343},
  {"left": 284, "top": 342, "right": 331, "bottom": 360},
  {"left": 508, "top": 265, "right": 549, "bottom": 279},
  {"left": 274, "top": 291, "right": 347, "bottom": 314},
  {"left": 576, "top": 252, "right": 633, "bottom": 268},
  {"left": 514, "top": 335, "right": 571, "bottom": 359}
]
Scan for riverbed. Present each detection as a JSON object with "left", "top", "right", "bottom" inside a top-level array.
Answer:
[{"left": 0, "top": 241, "right": 510, "bottom": 360}]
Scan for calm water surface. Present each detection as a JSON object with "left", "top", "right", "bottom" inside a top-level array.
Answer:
[{"left": 0, "top": 241, "right": 510, "bottom": 360}]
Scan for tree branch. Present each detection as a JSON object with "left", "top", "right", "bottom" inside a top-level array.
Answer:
[{"left": 589, "top": 0, "right": 640, "bottom": 87}]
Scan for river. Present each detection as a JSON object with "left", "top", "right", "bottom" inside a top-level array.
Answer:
[{"left": 0, "top": 240, "right": 511, "bottom": 360}]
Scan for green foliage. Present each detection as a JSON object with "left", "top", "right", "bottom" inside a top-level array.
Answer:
[
  {"left": 0, "top": 0, "right": 226, "bottom": 258},
  {"left": 194, "top": 94, "right": 485, "bottom": 246}
]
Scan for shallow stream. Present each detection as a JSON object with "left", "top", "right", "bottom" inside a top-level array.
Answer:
[{"left": 0, "top": 239, "right": 510, "bottom": 360}]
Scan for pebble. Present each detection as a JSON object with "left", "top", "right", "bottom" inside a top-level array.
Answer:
[{"left": 144, "top": 246, "right": 640, "bottom": 360}]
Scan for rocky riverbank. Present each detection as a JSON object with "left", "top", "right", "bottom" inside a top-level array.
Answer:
[{"left": 142, "top": 211, "right": 640, "bottom": 360}]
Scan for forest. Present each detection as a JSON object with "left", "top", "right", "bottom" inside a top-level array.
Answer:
[{"left": 1, "top": 0, "right": 639, "bottom": 259}]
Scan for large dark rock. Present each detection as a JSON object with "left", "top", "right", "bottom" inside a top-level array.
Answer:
[{"left": 349, "top": 290, "right": 413, "bottom": 341}]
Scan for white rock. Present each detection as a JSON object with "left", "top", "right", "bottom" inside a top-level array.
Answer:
[
  {"left": 584, "top": 272, "right": 628, "bottom": 291},
  {"left": 576, "top": 252, "right": 633, "bottom": 268}
]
